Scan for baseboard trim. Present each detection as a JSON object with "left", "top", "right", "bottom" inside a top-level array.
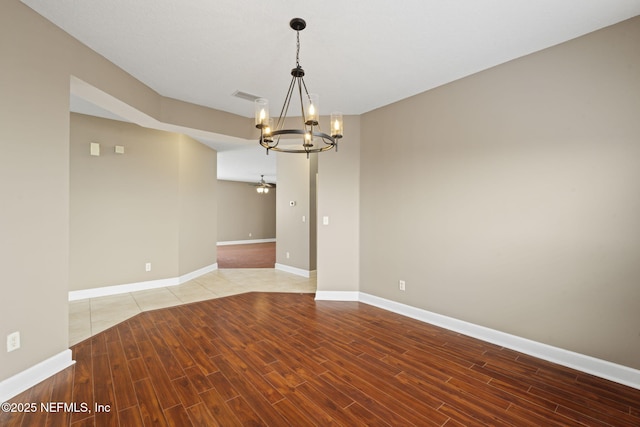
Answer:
[
  {"left": 68, "top": 263, "right": 218, "bottom": 301},
  {"left": 316, "top": 291, "right": 640, "bottom": 390},
  {"left": 217, "top": 238, "right": 276, "bottom": 246},
  {"left": 179, "top": 263, "right": 218, "bottom": 284},
  {"left": 315, "top": 291, "right": 359, "bottom": 301},
  {"left": 274, "top": 263, "right": 314, "bottom": 278},
  {"left": 0, "top": 350, "right": 74, "bottom": 403},
  {"left": 69, "top": 278, "right": 178, "bottom": 301}
]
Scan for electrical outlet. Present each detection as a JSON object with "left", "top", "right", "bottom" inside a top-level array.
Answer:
[
  {"left": 145, "top": 262, "right": 151, "bottom": 272},
  {"left": 7, "top": 331, "right": 20, "bottom": 352},
  {"left": 286, "top": 252, "right": 290, "bottom": 259},
  {"left": 399, "top": 280, "right": 406, "bottom": 291}
]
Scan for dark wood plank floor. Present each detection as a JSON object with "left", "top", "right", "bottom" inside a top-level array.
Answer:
[
  {"left": 217, "top": 243, "right": 275, "bottom": 268},
  {"left": 2, "top": 292, "right": 639, "bottom": 426}
]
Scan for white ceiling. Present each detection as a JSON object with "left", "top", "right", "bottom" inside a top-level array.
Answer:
[{"left": 23, "top": 0, "right": 640, "bottom": 182}]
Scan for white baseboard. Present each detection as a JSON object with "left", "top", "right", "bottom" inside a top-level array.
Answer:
[
  {"left": 0, "top": 350, "right": 74, "bottom": 403},
  {"left": 179, "top": 263, "right": 218, "bottom": 284},
  {"left": 315, "top": 291, "right": 359, "bottom": 301},
  {"left": 315, "top": 291, "right": 640, "bottom": 390},
  {"left": 69, "top": 277, "right": 178, "bottom": 301},
  {"left": 274, "top": 263, "right": 315, "bottom": 278},
  {"left": 217, "top": 238, "right": 276, "bottom": 246},
  {"left": 68, "top": 263, "right": 218, "bottom": 301}
]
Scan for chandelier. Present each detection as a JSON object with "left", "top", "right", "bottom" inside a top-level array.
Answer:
[{"left": 255, "top": 18, "right": 343, "bottom": 158}]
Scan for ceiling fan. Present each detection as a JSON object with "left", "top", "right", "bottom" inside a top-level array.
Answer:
[{"left": 250, "top": 175, "right": 275, "bottom": 194}]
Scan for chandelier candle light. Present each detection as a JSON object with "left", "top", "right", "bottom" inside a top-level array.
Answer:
[{"left": 255, "top": 18, "right": 343, "bottom": 158}]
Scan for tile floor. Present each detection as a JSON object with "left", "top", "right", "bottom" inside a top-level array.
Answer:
[{"left": 68, "top": 268, "right": 317, "bottom": 346}]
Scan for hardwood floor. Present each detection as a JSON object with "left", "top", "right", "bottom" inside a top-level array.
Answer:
[
  {"left": 3, "top": 292, "right": 639, "bottom": 426},
  {"left": 68, "top": 268, "right": 315, "bottom": 346},
  {"left": 217, "top": 243, "right": 276, "bottom": 268}
]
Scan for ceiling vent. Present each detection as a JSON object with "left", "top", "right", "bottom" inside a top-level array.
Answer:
[{"left": 232, "top": 90, "right": 261, "bottom": 102}]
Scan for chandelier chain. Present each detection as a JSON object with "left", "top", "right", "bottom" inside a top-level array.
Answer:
[{"left": 295, "top": 30, "right": 301, "bottom": 67}]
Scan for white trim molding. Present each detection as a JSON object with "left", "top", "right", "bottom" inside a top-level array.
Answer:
[
  {"left": 315, "top": 291, "right": 359, "bottom": 301},
  {"left": 178, "top": 263, "right": 218, "bottom": 284},
  {"left": 274, "top": 263, "right": 315, "bottom": 278},
  {"left": 217, "top": 238, "right": 276, "bottom": 246},
  {"left": 314, "top": 291, "right": 640, "bottom": 390},
  {"left": 68, "top": 263, "right": 218, "bottom": 301},
  {"left": 0, "top": 350, "right": 74, "bottom": 403}
]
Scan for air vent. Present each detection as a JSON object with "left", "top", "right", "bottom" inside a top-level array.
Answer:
[{"left": 232, "top": 90, "right": 261, "bottom": 102}]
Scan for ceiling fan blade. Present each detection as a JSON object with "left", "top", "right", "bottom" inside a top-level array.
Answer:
[{"left": 247, "top": 175, "right": 275, "bottom": 188}]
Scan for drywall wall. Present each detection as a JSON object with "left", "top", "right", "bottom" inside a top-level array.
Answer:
[
  {"left": 276, "top": 153, "right": 317, "bottom": 272},
  {"left": 317, "top": 115, "right": 361, "bottom": 292},
  {"left": 360, "top": 16, "right": 640, "bottom": 369},
  {"left": 69, "top": 113, "right": 217, "bottom": 291},
  {"left": 0, "top": 0, "right": 239, "bottom": 384},
  {"left": 0, "top": 0, "right": 72, "bottom": 385},
  {"left": 178, "top": 134, "right": 218, "bottom": 276},
  {"left": 217, "top": 180, "right": 276, "bottom": 242},
  {"left": 70, "top": 114, "right": 179, "bottom": 289}
]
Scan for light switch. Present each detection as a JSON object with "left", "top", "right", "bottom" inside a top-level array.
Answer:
[
  {"left": 114, "top": 145, "right": 125, "bottom": 154},
  {"left": 323, "top": 216, "right": 329, "bottom": 225}
]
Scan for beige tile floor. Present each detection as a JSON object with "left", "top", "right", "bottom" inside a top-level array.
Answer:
[{"left": 69, "top": 268, "right": 317, "bottom": 346}]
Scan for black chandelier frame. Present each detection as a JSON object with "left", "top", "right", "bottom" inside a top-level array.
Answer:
[{"left": 255, "top": 18, "right": 343, "bottom": 157}]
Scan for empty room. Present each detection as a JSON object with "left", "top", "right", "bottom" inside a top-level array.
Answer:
[{"left": 1, "top": 1, "right": 640, "bottom": 425}]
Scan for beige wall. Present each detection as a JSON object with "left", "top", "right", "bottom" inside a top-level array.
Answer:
[
  {"left": 1, "top": 0, "right": 72, "bottom": 383},
  {"left": 0, "top": 0, "right": 239, "bottom": 383},
  {"left": 178, "top": 135, "right": 218, "bottom": 275},
  {"left": 70, "top": 114, "right": 178, "bottom": 289},
  {"left": 70, "top": 114, "right": 216, "bottom": 290},
  {"left": 276, "top": 153, "right": 318, "bottom": 271},
  {"left": 217, "top": 180, "right": 276, "bottom": 242},
  {"left": 317, "top": 115, "right": 361, "bottom": 292},
  {"left": 360, "top": 16, "right": 640, "bottom": 369}
]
